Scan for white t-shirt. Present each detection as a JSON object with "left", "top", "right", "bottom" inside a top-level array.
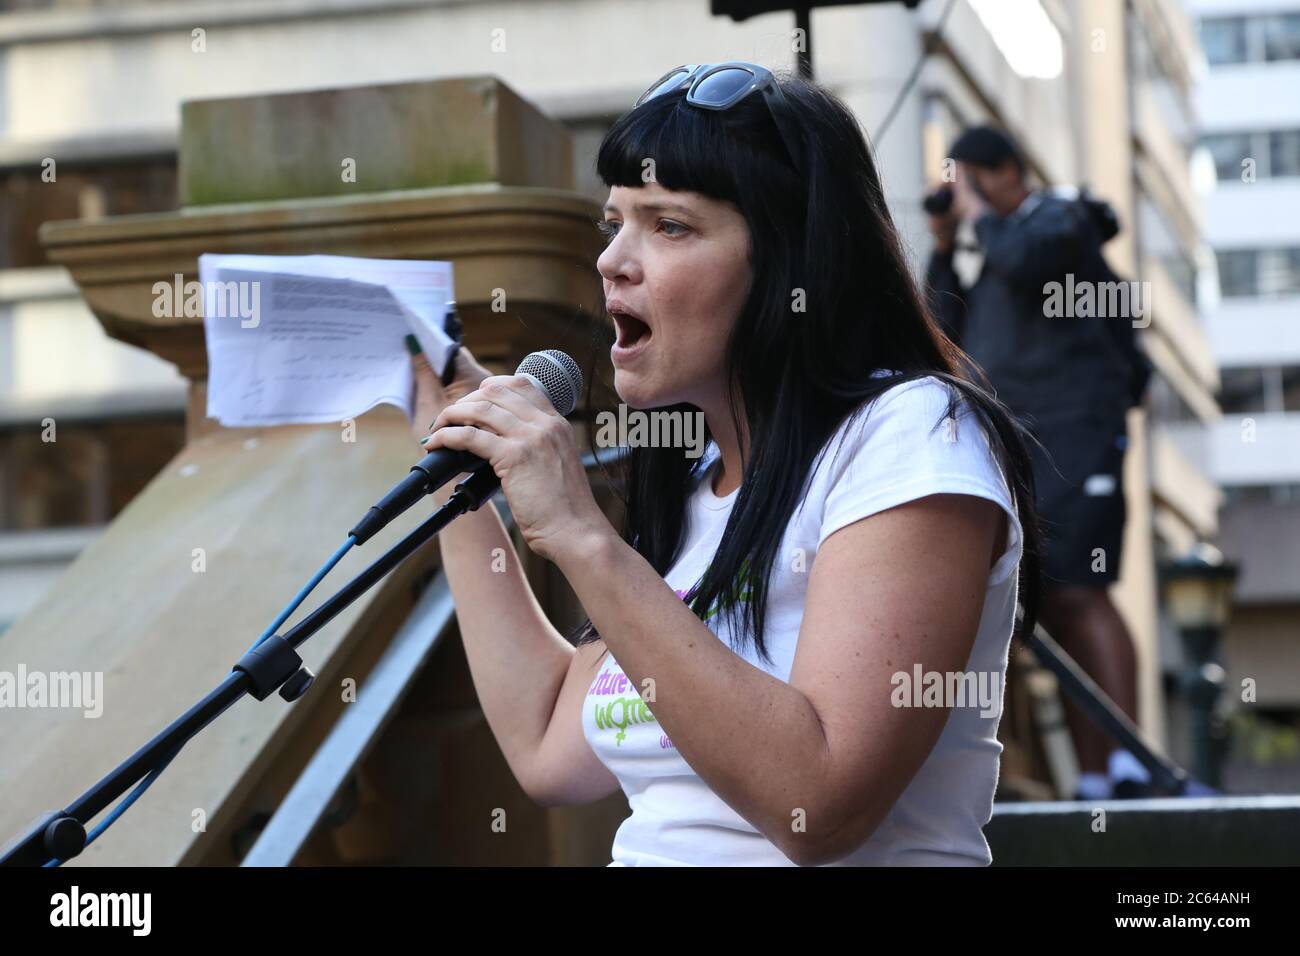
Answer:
[{"left": 581, "top": 373, "right": 1024, "bottom": 866}]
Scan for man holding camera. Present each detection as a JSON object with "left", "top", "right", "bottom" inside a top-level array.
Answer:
[{"left": 925, "top": 125, "right": 1154, "bottom": 801}]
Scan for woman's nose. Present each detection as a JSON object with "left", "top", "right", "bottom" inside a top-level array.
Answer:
[{"left": 597, "top": 232, "right": 640, "bottom": 284}]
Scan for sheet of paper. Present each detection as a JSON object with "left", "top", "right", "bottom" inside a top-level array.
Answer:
[{"left": 199, "top": 254, "right": 455, "bottom": 427}]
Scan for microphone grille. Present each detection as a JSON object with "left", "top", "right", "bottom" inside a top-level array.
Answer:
[{"left": 516, "top": 349, "right": 583, "bottom": 417}]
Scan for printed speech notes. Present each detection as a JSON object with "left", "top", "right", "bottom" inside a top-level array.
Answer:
[{"left": 198, "top": 254, "right": 456, "bottom": 427}]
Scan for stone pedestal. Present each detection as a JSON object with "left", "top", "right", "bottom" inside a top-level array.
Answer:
[{"left": 0, "top": 77, "right": 625, "bottom": 867}]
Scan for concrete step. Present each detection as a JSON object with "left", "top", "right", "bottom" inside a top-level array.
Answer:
[{"left": 985, "top": 795, "right": 1300, "bottom": 865}]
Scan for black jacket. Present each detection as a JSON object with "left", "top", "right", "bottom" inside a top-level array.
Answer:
[{"left": 926, "top": 191, "right": 1145, "bottom": 429}]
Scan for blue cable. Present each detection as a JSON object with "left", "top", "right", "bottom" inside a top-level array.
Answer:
[
  {"left": 43, "top": 743, "right": 183, "bottom": 867},
  {"left": 245, "top": 537, "right": 357, "bottom": 654},
  {"left": 42, "top": 535, "right": 359, "bottom": 866}
]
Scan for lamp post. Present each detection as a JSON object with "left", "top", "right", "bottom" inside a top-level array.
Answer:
[{"left": 1159, "top": 543, "right": 1240, "bottom": 789}]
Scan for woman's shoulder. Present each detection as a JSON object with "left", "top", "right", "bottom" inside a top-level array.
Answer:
[
  {"left": 810, "top": 369, "right": 1021, "bottom": 567},
  {"left": 829, "top": 370, "right": 970, "bottom": 451},
  {"left": 815, "top": 370, "right": 1007, "bottom": 499}
]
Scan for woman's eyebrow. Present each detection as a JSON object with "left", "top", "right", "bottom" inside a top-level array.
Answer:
[{"left": 602, "top": 200, "right": 695, "bottom": 217}]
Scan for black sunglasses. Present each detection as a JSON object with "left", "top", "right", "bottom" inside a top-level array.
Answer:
[{"left": 634, "top": 62, "right": 804, "bottom": 178}]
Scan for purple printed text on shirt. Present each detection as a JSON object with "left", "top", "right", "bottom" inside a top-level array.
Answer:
[{"left": 588, "top": 669, "right": 632, "bottom": 697}]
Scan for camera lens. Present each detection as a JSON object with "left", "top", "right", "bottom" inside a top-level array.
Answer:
[{"left": 922, "top": 186, "right": 954, "bottom": 216}]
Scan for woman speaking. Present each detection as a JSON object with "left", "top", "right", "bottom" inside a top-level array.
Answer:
[{"left": 410, "top": 62, "right": 1042, "bottom": 866}]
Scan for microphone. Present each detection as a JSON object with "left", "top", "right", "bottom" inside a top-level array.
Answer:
[{"left": 348, "top": 349, "right": 583, "bottom": 544}]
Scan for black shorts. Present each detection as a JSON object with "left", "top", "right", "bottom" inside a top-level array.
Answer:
[{"left": 1025, "top": 414, "right": 1128, "bottom": 587}]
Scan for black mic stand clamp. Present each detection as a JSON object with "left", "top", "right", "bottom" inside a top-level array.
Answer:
[
  {"left": 233, "top": 635, "right": 315, "bottom": 703},
  {"left": 447, "top": 465, "right": 502, "bottom": 513}
]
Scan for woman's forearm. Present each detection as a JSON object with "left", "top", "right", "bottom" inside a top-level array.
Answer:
[
  {"left": 551, "top": 528, "right": 834, "bottom": 861},
  {"left": 429, "top": 476, "right": 575, "bottom": 797}
]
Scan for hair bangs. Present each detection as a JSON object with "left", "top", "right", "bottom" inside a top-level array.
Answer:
[{"left": 596, "top": 92, "right": 767, "bottom": 205}]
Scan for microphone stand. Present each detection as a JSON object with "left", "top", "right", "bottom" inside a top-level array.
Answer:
[{"left": 0, "top": 467, "right": 501, "bottom": 867}]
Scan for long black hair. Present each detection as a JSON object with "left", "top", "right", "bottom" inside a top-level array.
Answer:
[{"left": 573, "top": 70, "right": 1042, "bottom": 664}]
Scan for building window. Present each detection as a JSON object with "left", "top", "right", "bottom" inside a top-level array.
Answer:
[
  {"left": 1219, "top": 367, "right": 1267, "bottom": 414},
  {"left": 1218, "top": 365, "right": 1300, "bottom": 414},
  {"left": 1216, "top": 246, "right": 1300, "bottom": 298},
  {"left": 1204, "top": 132, "right": 1255, "bottom": 181},
  {"left": 1259, "top": 247, "right": 1300, "bottom": 296},
  {"left": 1222, "top": 483, "right": 1300, "bottom": 505},
  {"left": 1201, "top": 17, "right": 1248, "bottom": 65},
  {"left": 1202, "top": 12, "right": 1300, "bottom": 65},
  {"left": 1202, "top": 130, "right": 1300, "bottom": 181},
  {"left": 1283, "top": 365, "right": 1300, "bottom": 412},
  {"left": 1217, "top": 249, "right": 1256, "bottom": 297},
  {"left": 1263, "top": 12, "right": 1300, "bottom": 61},
  {"left": 1273, "top": 129, "right": 1300, "bottom": 178}
]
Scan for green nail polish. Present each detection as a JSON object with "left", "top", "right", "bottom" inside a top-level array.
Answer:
[{"left": 405, "top": 334, "right": 423, "bottom": 356}]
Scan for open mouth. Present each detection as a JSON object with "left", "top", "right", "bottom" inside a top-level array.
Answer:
[{"left": 612, "top": 310, "right": 652, "bottom": 349}]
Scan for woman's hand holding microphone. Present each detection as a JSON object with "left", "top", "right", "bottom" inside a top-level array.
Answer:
[{"left": 407, "top": 338, "right": 612, "bottom": 564}]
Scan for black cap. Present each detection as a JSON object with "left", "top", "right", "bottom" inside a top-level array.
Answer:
[{"left": 949, "top": 125, "right": 1024, "bottom": 173}]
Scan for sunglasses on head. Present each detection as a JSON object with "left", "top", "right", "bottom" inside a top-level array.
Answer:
[{"left": 633, "top": 62, "right": 804, "bottom": 178}]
